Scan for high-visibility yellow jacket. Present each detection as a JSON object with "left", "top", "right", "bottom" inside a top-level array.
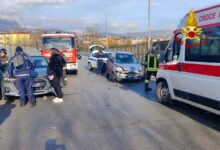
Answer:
[{"left": 144, "top": 53, "right": 159, "bottom": 71}]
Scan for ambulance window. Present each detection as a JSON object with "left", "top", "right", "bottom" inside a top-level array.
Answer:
[
  {"left": 185, "top": 27, "right": 220, "bottom": 63},
  {"left": 173, "top": 34, "right": 182, "bottom": 60},
  {"left": 165, "top": 34, "right": 182, "bottom": 62},
  {"left": 165, "top": 40, "right": 174, "bottom": 62}
]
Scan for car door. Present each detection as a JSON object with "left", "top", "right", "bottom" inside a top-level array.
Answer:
[
  {"left": 90, "top": 52, "right": 98, "bottom": 68},
  {"left": 164, "top": 34, "right": 185, "bottom": 95}
]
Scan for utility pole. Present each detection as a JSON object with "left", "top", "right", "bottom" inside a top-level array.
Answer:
[
  {"left": 106, "top": 12, "right": 109, "bottom": 50},
  {"left": 93, "top": 24, "right": 96, "bottom": 45},
  {"left": 147, "top": 0, "right": 151, "bottom": 52}
]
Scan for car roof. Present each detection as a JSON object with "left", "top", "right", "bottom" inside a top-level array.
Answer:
[
  {"left": 31, "top": 55, "right": 44, "bottom": 57},
  {"left": 92, "top": 50, "right": 111, "bottom": 54},
  {"left": 111, "top": 51, "right": 134, "bottom": 56}
]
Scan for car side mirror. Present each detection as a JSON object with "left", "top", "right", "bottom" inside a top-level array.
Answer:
[
  {"left": 168, "top": 47, "right": 172, "bottom": 51},
  {"left": 173, "top": 55, "right": 178, "bottom": 61}
]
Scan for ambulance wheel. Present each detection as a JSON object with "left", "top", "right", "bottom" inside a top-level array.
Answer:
[
  {"left": 156, "top": 81, "right": 172, "bottom": 104},
  {"left": 88, "top": 63, "right": 93, "bottom": 71}
]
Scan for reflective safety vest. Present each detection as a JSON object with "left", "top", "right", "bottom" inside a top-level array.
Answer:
[{"left": 145, "top": 53, "right": 158, "bottom": 71}]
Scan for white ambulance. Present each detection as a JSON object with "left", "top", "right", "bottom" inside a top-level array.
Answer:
[{"left": 156, "top": 4, "right": 220, "bottom": 115}]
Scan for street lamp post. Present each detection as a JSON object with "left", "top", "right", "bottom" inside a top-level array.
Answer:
[
  {"left": 106, "top": 12, "right": 109, "bottom": 50},
  {"left": 147, "top": 0, "right": 151, "bottom": 52}
]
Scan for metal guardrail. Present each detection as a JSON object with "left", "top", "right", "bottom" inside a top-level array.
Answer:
[
  {"left": 0, "top": 43, "right": 40, "bottom": 57},
  {"left": 111, "top": 45, "right": 147, "bottom": 60}
]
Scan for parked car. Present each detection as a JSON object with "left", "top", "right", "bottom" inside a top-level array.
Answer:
[
  {"left": 88, "top": 50, "right": 111, "bottom": 71},
  {"left": 2, "top": 55, "right": 55, "bottom": 98},
  {"left": 106, "top": 51, "right": 144, "bottom": 82},
  {"left": 88, "top": 45, "right": 104, "bottom": 52}
]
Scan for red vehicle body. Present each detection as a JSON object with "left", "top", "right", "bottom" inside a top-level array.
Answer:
[{"left": 41, "top": 33, "right": 78, "bottom": 73}]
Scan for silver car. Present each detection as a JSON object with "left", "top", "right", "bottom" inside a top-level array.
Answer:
[
  {"left": 2, "top": 55, "right": 55, "bottom": 98},
  {"left": 106, "top": 51, "right": 144, "bottom": 82}
]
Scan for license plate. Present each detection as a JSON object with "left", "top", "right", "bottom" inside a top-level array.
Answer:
[
  {"left": 128, "top": 74, "right": 136, "bottom": 78},
  {"left": 33, "top": 83, "right": 42, "bottom": 87}
]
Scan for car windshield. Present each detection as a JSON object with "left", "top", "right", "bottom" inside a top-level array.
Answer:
[
  {"left": 31, "top": 56, "right": 48, "bottom": 67},
  {"left": 92, "top": 52, "right": 111, "bottom": 58},
  {"left": 104, "top": 53, "right": 111, "bottom": 58},
  {"left": 43, "top": 37, "right": 74, "bottom": 49},
  {"left": 116, "top": 53, "right": 139, "bottom": 64}
]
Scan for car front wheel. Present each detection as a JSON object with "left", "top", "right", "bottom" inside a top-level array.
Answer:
[{"left": 88, "top": 63, "right": 93, "bottom": 71}]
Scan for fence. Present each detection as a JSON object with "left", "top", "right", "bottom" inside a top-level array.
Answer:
[
  {"left": 111, "top": 44, "right": 148, "bottom": 60},
  {"left": 0, "top": 43, "right": 39, "bottom": 57}
]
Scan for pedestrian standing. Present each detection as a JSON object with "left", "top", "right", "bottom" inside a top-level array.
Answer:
[
  {"left": 0, "top": 48, "right": 9, "bottom": 72},
  {"left": 8, "top": 46, "right": 36, "bottom": 107},
  {"left": 96, "top": 49, "right": 104, "bottom": 74},
  {"left": 144, "top": 47, "right": 159, "bottom": 91},
  {"left": 48, "top": 48, "right": 66, "bottom": 103},
  {"left": 0, "top": 48, "right": 9, "bottom": 99}
]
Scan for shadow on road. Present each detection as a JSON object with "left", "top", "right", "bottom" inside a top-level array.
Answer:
[
  {"left": 0, "top": 100, "right": 16, "bottom": 126},
  {"left": 118, "top": 80, "right": 220, "bottom": 132},
  {"left": 45, "top": 139, "right": 66, "bottom": 150}
]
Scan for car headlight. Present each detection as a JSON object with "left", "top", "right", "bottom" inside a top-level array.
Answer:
[
  {"left": 116, "top": 67, "right": 123, "bottom": 73},
  {"left": 139, "top": 69, "right": 144, "bottom": 74}
]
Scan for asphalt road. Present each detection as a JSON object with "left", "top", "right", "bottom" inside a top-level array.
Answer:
[{"left": 0, "top": 55, "right": 219, "bottom": 150}]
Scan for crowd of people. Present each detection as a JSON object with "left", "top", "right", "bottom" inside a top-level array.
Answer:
[{"left": 0, "top": 46, "right": 67, "bottom": 107}]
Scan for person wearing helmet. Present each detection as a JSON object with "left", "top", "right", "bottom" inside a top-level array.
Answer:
[{"left": 143, "top": 47, "right": 159, "bottom": 91}]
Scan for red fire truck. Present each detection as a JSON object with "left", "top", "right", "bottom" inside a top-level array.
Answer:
[{"left": 41, "top": 33, "right": 78, "bottom": 74}]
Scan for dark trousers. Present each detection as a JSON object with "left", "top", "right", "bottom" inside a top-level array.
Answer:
[
  {"left": 145, "top": 71, "right": 157, "bottom": 86},
  {"left": 0, "top": 76, "right": 3, "bottom": 99},
  {"left": 97, "top": 60, "right": 104, "bottom": 73},
  {"left": 50, "top": 75, "right": 63, "bottom": 98},
  {"left": 15, "top": 76, "right": 35, "bottom": 105}
]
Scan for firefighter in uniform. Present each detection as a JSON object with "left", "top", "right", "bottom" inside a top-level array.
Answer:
[{"left": 144, "top": 48, "right": 159, "bottom": 91}]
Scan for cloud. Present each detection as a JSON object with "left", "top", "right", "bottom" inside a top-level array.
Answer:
[
  {"left": 109, "top": 22, "right": 139, "bottom": 33},
  {"left": 151, "top": 2, "right": 161, "bottom": 7},
  {"left": 15, "top": 0, "right": 76, "bottom": 5}
]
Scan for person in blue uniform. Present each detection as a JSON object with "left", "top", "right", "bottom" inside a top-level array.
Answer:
[{"left": 8, "top": 46, "right": 36, "bottom": 107}]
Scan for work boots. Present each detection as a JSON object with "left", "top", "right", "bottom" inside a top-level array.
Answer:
[{"left": 145, "top": 84, "right": 152, "bottom": 91}]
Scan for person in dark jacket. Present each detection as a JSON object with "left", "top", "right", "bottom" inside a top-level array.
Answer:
[
  {"left": 0, "top": 48, "right": 9, "bottom": 72},
  {"left": 48, "top": 48, "right": 66, "bottom": 103},
  {"left": 0, "top": 58, "right": 4, "bottom": 100},
  {"left": 96, "top": 49, "right": 104, "bottom": 74},
  {"left": 8, "top": 46, "right": 35, "bottom": 107}
]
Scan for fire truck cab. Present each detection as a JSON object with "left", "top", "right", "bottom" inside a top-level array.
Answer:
[
  {"left": 156, "top": 4, "right": 220, "bottom": 115},
  {"left": 41, "top": 33, "right": 78, "bottom": 74}
]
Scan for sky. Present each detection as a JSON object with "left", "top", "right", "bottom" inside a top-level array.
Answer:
[{"left": 0, "top": 0, "right": 220, "bottom": 33}]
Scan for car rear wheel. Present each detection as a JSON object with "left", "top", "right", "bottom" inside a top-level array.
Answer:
[
  {"left": 88, "top": 63, "right": 93, "bottom": 71},
  {"left": 156, "top": 81, "right": 172, "bottom": 104}
]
